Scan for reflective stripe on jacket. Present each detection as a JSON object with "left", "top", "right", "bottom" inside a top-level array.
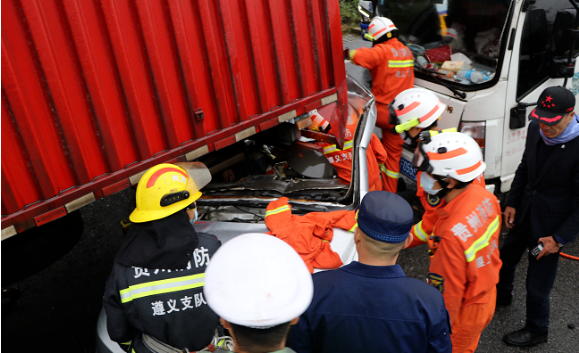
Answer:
[
  {"left": 427, "top": 185, "right": 502, "bottom": 326},
  {"left": 408, "top": 172, "right": 486, "bottom": 248}
]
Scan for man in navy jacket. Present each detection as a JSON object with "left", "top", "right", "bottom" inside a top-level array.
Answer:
[
  {"left": 498, "top": 86, "right": 579, "bottom": 347},
  {"left": 289, "top": 191, "right": 452, "bottom": 353}
]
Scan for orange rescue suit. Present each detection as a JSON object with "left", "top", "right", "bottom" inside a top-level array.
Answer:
[
  {"left": 408, "top": 172, "right": 486, "bottom": 248},
  {"left": 351, "top": 38, "right": 415, "bottom": 107},
  {"left": 264, "top": 197, "right": 357, "bottom": 273},
  {"left": 351, "top": 38, "right": 414, "bottom": 192},
  {"left": 427, "top": 185, "right": 502, "bottom": 353},
  {"left": 317, "top": 118, "right": 387, "bottom": 192}
]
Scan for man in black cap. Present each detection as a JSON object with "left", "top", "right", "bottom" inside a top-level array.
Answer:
[
  {"left": 498, "top": 86, "right": 579, "bottom": 347},
  {"left": 289, "top": 191, "right": 452, "bottom": 353}
]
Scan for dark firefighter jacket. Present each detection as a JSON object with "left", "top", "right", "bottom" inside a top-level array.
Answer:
[{"left": 103, "top": 211, "right": 221, "bottom": 353}]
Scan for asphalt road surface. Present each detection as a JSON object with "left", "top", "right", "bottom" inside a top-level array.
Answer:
[{"left": 2, "top": 34, "right": 578, "bottom": 353}]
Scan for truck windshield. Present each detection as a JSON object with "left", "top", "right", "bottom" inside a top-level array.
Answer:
[{"left": 376, "top": 0, "right": 511, "bottom": 86}]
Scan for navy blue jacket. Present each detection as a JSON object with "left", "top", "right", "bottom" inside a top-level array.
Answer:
[
  {"left": 507, "top": 120, "right": 579, "bottom": 244},
  {"left": 289, "top": 262, "right": 452, "bottom": 353}
]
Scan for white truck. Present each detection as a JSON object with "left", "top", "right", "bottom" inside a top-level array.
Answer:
[{"left": 359, "top": 0, "right": 579, "bottom": 196}]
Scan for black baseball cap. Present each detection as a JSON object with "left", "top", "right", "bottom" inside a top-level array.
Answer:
[{"left": 529, "top": 86, "right": 576, "bottom": 126}]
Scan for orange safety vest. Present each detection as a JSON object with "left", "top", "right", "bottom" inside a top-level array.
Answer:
[
  {"left": 426, "top": 185, "right": 502, "bottom": 325},
  {"left": 352, "top": 38, "right": 414, "bottom": 105},
  {"left": 408, "top": 172, "right": 486, "bottom": 248}
]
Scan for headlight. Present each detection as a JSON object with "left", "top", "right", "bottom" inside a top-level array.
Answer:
[{"left": 460, "top": 121, "right": 485, "bottom": 157}]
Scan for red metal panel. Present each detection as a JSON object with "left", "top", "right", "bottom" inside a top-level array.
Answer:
[
  {"left": 220, "top": 0, "right": 260, "bottom": 121},
  {"left": 100, "top": 0, "right": 167, "bottom": 159},
  {"left": 198, "top": 0, "right": 235, "bottom": 130},
  {"left": 34, "top": 207, "right": 67, "bottom": 227},
  {"left": 326, "top": 0, "right": 348, "bottom": 148},
  {"left": 20, "top": 0, "right": 108, "bottom": 183},
  {"left": 268, "top": 0, "right": 301, "bottom": 104},
  {"left": 134, "top": 0, "right": 193, "bottom": 148},
  {"left": 167, "top": 0, "right": 208, "bottom": 139},
  {"left": 1, "top": 0, "right": 75, "bottom": 200},
  {"left": 310, "top": 0, "right": 332, "bottom": 90},
  {"left": 290, "top": 0, "right": 319, "bottom": 96},
  {"left": 102, "top": 179, "right": 130, "bottom": 197},
  {"left": 1, "top": 0, "right": 347, "bottom": 233},
  {"left": 1, "top": 96, "right": 42, "bottom": 213},
  {"left": 62, "top": 0, "right": 139, "bottom": 170},
  {"left": 245, "top": 0, "right": 281, "bottom": 113}
]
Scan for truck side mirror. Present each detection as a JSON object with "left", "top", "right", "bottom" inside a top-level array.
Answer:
[
  {"left": 510, "top": 102, "right": 535, "bottom": 130},
  {"left": 549, "top": 56, "right": 577, "bottom": 78},
  {"left": 510, "top": 106, "right": 527, "bottom": 129}
]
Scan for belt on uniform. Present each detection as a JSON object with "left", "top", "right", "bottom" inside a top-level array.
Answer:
[{"left": 142, "top": 333, "right": 234, "bottom": 353}]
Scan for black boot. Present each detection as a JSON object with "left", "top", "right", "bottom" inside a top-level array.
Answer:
[{"left": 503, "top": 328, "right": 548, "bottom": 346}]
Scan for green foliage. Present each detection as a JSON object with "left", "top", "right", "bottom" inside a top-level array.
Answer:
[{"left": 340, "top": 0, "right": 361, "bottom": 33}]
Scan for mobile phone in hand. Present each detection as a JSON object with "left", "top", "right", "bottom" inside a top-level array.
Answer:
[{"left": 530, "top": 243, "right": 544, "bottom": 258}]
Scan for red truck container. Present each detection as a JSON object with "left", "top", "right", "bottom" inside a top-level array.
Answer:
[{"left": 1, "top": 0, "right": 348, "bottom": 280}]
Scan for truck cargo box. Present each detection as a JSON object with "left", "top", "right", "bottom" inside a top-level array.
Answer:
[{"left": 1, "top": 0, "right": 348, "bottom": 239}]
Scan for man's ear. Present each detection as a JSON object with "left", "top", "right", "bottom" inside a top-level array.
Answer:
[
  {"left": 447, "top": 178, "right": 459, "bottom": 188},
  {"left": 354, "top": 227, "right": 361, "bottom": 243},
  {"left": 402, "top": 233, "right": 413, "bottom": 249},
  {"left": 221, "top": 318, "right": 231, "bottom": 330},
  {"left": 290, "top": 317, "right": 300, "bottom": 325}
]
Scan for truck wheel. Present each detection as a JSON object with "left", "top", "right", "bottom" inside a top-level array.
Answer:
[{"left": 1, "top": 211, "right": 84, "bottom": 286}]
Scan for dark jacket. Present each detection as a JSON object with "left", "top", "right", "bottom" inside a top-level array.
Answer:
[
  {"left": 104, "top": 230, "right": 221, "bottom": 352},
  {"left": 507, "top": 121, "right": 579, "bottom": 243},
  {"left": 289, "top": 262, "right": 452, "bottom": 353}
]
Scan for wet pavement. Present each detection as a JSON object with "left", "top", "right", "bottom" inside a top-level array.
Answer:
[{"left": 2, "top": 34, "right": 578, "bottom": 353}]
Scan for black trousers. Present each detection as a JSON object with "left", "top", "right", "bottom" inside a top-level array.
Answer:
[{"left": 496, "top": 214, "right": 560, "bottom": 335}]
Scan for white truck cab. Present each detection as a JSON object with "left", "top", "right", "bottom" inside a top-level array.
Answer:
[{"left": 361, "top": 0, "right": 579, "bottom": 195}]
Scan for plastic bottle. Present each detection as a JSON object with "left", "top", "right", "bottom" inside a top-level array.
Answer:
[
  {"left": 437, "top": 69, "right": 454, "bottom": 79},
  {"left": 454, "top": 69, "right": 492, "bottom": 83},
  {"left": 469, "top": 70, "right": 492, "bottom": 83},
  {"left": 417, "top": 56, "right": 428, "bottom": 68},
  {"left": 454, "top": 69, "right": 474, "bottom": 81}
]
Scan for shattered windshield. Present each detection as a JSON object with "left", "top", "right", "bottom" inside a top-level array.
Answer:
[{"left": 376, "top": 0, "right": 511, "bottom": 86}]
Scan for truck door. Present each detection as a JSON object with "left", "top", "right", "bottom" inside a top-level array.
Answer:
[{"left": 501, "top": 0, "right": 579, "bottom": 192}]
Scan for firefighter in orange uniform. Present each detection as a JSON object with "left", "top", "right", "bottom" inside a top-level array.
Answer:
[
  {"left": 412, "top": 132, "right": 502, "bottom": 353},
  {"left": 309, "top": 107, "right": 387, "bottom": 192},
  {"left": 348, "top": 17, "right": 414, "bottom": 192},
  {"left": 385, "top": 88, "right": 487, "bottom": 247}
]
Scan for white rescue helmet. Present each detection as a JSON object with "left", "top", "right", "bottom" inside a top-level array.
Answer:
[
  {"left": 367, "top": 17, "right": 397, "bottom": 41},
  {"left": 390, "top": 88, "right": 447, "bottom": 133},
  {"left": 413, "top": 132, "right": 486, "bottom": 183},
  {"left": 204, "top": 233, "right": 313, "bottom": 328}
]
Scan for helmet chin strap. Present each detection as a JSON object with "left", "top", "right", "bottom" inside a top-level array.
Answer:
[{"left": 433, "top": 175, "right": 451, "bottom": 199}]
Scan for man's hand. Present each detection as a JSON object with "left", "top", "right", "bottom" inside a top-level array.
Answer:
[
  {"left": 504, "top": 206, "right": 516, "bottom": 229},
  {"left": 222, "top": 169, "right": 235, "bottom": 182},
  {"left": 536, "top": 236, "right": 560, "bottom": 260},
  {"left": 349, "top": 49, "right": 358, "bottom": 62}
]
